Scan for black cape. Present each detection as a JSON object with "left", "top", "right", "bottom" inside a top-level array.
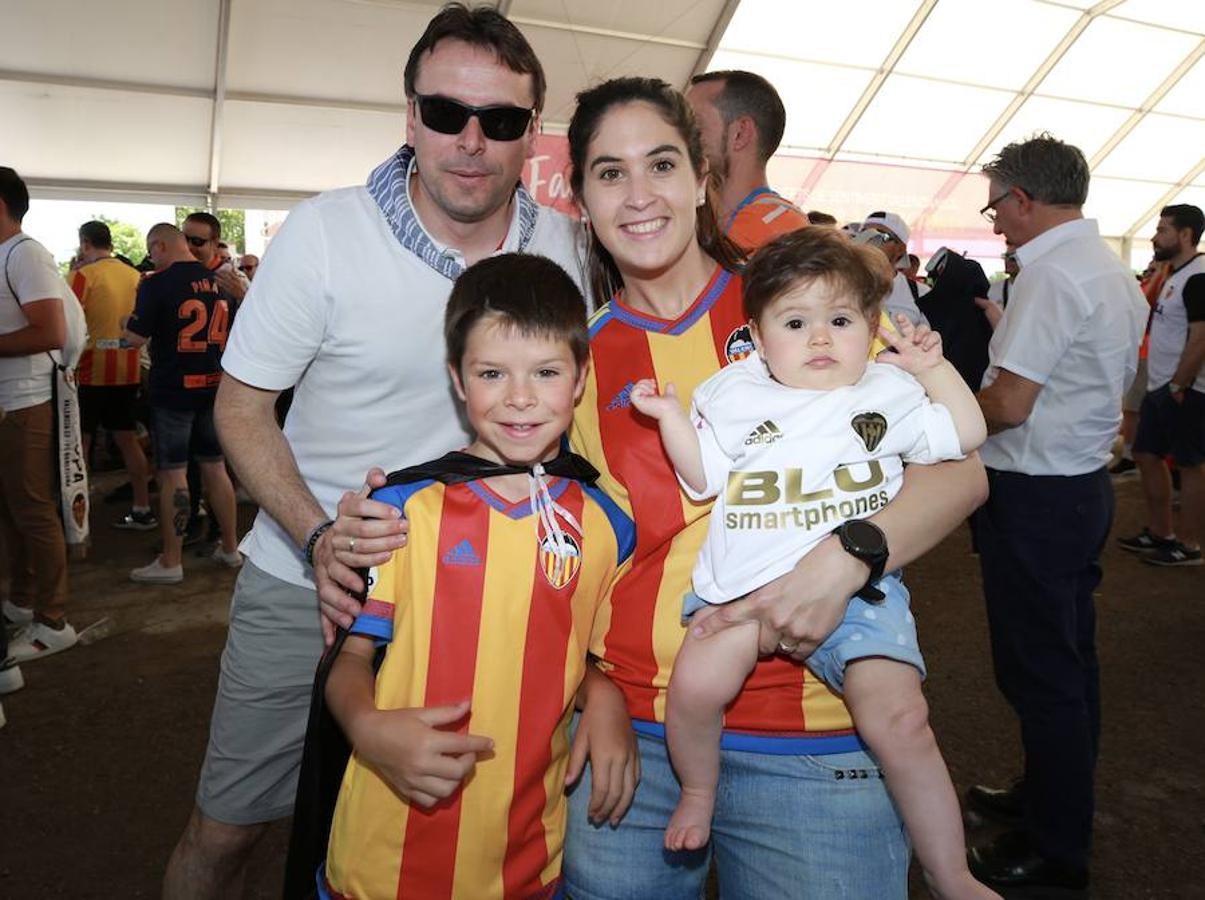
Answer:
[
  {"left": 281, "top": 451, "right": 598, "bottom": 899},
  {"left": 916, "top": 253, "right": 994, "bottom": 391}
]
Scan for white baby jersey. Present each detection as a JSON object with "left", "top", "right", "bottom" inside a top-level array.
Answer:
[{"left": 686, "top": 354, "right": 962, "bottom": 604}]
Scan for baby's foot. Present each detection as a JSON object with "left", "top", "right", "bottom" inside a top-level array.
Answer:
[{"left": 664, "top": 789, "right": 714, "bottom": 852}]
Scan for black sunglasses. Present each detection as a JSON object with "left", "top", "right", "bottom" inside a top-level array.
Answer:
[
  {"left": 415, "top": 94, "right": 533, "bottom": 142},
  {"left": 185, "top": 235, "right": 211, "bottom": 248}
]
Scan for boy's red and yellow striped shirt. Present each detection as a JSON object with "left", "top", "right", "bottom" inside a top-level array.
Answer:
[{"left": 325, "top": 476, "right": 633, "bottom": 900}]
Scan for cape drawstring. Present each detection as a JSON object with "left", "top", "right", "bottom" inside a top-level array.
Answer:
[{"left": 528, "top": 462, "right": 582, "bottom": 583}]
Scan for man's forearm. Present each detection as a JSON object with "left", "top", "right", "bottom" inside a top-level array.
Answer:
[
  {"left": 0, "top": 324, "right": 64, "bottom": 357},
  {"left": 1172, "top": 333, "right": 1205, "bottom": 387},
  {"left": 215, "top": 375, "right": 327, "bottom": 548},
  {"left": 871, "top": 455, "right": 987, "bottom": 570}
]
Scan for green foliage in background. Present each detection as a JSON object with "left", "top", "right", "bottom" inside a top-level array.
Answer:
[
  {"left": 175, "top": 207, "right": 246, "bottom": 253},
  {"left": 97, "top": 216, "right": 147, "bottom": 266}
]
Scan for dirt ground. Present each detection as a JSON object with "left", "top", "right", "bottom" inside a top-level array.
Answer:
[{"left": 1, "top": 472, "right": 1202, "bottom": 899}]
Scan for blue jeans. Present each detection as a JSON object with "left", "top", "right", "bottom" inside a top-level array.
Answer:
[{"left": 564, "top": 720, "right": 909, "bottom": 900}]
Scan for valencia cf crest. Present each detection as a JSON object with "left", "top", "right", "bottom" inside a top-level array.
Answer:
[
  {"left": 540, "top": 531, "right": 582, "bottom": 590},
  {"left": 724, "top": 325, "right": 755, "bottom": 363},
  {"left": 851, "top": 412, "right": 888, "bottom": 453}
]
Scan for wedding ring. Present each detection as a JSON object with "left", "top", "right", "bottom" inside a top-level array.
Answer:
[
  {"left": 777, "top": 640, "right": 798, "bottom": 654},
  {"left": 348, "top": 537, "right": 356, "bottom": 553}
]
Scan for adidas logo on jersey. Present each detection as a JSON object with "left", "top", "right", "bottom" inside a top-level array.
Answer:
[
  {"left": 606, "top": 381, "right": 636, "bottom": 411},
  {"left": 442, "top": 539, "right": 482, "bottom": 567},
  {"left": 744, "top": 420, "right": 783, "bottom": 446}
]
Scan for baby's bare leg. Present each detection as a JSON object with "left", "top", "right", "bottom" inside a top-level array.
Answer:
[
  {"left": 844, "top": 659, "right": 999, "bottom": 899},
  {"left": 664, "top": 612, "right": 760, "bottom": 851}
]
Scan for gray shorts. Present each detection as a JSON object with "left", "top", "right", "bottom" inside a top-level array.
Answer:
[{"left": 196, "top": 560, "right": 325, "bottom": 825}]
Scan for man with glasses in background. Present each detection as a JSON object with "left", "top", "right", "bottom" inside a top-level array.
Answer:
[
  {"left": 162, "top": 5, "right": 585, "bottom": 896},
  {"left": 182, "top": 212, "right": 248, "bottom": 309},
  {"left": 966, "top": 134, "right": 1147, "bottom": 893},
  {"left": 859, "top": 210, "right": 928, "bottom": 327}
]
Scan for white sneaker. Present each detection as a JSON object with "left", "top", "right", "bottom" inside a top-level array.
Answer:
[
  {"left": 7, "top": 620, "right": 79, "bottom": 663},
  {"left": 210, "top": 546, "right": 243, "bottom": 569},
  {"left": 130, "top": 557, "right": 184, "bottom": 584},
  {"left": 0, "top": 661, "right": 24, "bottom": 694},
  {"left": 3, "top": 600, "right": 34, "bottom": 626}
]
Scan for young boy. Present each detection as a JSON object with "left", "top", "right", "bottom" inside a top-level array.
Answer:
[
  {"left": 321, "top": 254, "right": 636, "bottom": 900},
  {"left": 630, "top": 229, "right": 996, "bottom": 899}
]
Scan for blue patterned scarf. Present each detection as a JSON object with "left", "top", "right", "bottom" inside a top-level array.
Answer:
[{"left": 366, "top": 144, "right": 539, "bottom": 280}]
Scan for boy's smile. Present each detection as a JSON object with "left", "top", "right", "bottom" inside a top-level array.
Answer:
[{"left": 450, "top": 316, "right": 586, "bottom": 471}]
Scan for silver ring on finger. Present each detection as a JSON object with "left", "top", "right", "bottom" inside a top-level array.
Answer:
[
  {"left": 348, "top": 537, "right": 356, "bottom": 553},
  {"left": 777, "top": 640, "right": 798, "bottom": 654}
]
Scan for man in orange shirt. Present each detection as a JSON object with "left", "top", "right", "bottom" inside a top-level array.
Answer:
[
  {"left": 71, "top": 220, "right": 155, "bottom": 530},
  {"left": 685, "top": 70, "right": 807, "bottom": 251}
]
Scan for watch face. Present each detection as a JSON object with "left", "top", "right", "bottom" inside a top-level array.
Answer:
[{"left": 844, "top": 520, "right": 886, "bottom": 555}]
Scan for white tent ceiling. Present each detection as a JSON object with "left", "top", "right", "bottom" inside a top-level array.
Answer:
[{"left": 3, "top": 0, "right": 1203, "bottom": 254}]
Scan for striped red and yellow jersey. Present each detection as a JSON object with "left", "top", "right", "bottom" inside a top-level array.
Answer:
[
  {"left": 70, "top": 257, "right": 141, "bottom": 386},
  {"left": 726, "top": 187, "right": 808, "bottom": 253},
  {"left": 325, "top": 475, "right": 634, "bottom": 900},
  {"left": 570, "top": 266, "right": 857, "bottom": 736}
]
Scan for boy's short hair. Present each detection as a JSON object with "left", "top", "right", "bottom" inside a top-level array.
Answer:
[
  {"left": 445, "top": 254, "right": 589, "bottom": 372},
  {"left": 743, "top": 227, "right": 894, "bottom": 324}
]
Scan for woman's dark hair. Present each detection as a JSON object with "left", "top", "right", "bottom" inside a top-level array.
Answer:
[
  {"left": 445, "top": 253, "right": 589, "bottom": 372},
  {"left": 567, "top": 77, "right": 745, "bottom": 304}
]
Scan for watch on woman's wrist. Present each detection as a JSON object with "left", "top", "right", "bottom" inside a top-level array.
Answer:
[{"left": 833, "top": 519, "right": 889, "bottom": 604}]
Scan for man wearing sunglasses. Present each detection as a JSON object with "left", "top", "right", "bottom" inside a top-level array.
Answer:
[
  {"left": 182, "top": 212, "right": 249, "bottom": 308},
  {"left": 967, "top": 134, "right": 1148, "bottom": 893},
  {"left": 163, "top": 5, "right": 586, "bottom": 897}
]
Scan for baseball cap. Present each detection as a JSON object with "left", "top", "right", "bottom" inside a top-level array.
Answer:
[{"left": 862, "top": 211, "right": 910, "bottom": 245}]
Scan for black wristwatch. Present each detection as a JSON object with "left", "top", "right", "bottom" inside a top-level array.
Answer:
[{"left": 833, "top": 520, "right": 889, "bottom": 603}]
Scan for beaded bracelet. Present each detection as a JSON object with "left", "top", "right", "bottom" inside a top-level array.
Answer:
[{"left": 303, "top": 519, "right": 335, "bottom": 569}]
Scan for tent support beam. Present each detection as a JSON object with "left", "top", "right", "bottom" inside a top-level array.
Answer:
[
  {"left": 689, "top": 0, "right": 743, "bottom": 81},
  {"left": 1123, "top": 157, "right": 1205, "bottom": 240},
  {"left": 206, "top": 0, "right": 233, "bottom": 206}
]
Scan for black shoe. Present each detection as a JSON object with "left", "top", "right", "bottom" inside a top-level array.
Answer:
[
  {"left": 968, "top": 830, "right": 1088, "bottom": 893},
  {"left": 967, "top": 780, "right": 1025, "bottom": 824},
  {"left": 1116, "top": 527, "right": 1175, "bottom": 554}
]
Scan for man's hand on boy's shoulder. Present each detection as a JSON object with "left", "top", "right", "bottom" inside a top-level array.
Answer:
[
  {"left": 350, "top": 699, "right": 494, "bottom": 808},
  {"left": 316, "top": 466, "right": 410, "bottom": 645}
]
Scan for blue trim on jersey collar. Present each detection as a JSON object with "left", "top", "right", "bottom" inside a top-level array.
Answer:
[
  {"left": 466, "top": 477, "right": 571, "bottom": 519},
  {"left": 724, "top": 185, "right": 775, "bottom": 232},
  {"left": 631, "top": 719, "right": 868, "bottom": 756},
  {"left": 605, "top": 268, "right": 732, "bottom": 336}
]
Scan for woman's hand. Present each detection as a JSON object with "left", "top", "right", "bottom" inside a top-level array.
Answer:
[
  {"left": 566, "top": 667, "right": 641, "bottom": 826},
  {"left": 689, "top": 535, "right": 867, "bottom": 659}
]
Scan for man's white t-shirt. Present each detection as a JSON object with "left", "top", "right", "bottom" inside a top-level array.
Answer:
[
  {"left": 686, "top": 355, "right": 961, "bottom": 605},
  {"left": 0, "top": 233, "right": 71, "bottom": 411},
  {"left": 222, "top": 186, "right": 586, "bottom": 588},
  {"left": 980, "top": 218, "right": 1148, "bottom": 477},
  {"left": 1146, "top": 253, "right": 1205, "bottom": 393}
]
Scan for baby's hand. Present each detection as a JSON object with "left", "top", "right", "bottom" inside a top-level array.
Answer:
[
  {"left": 876, "top": 313, "right": 944, "bottom": 374},
  {"left": 629, "top": 378, "right": 681, "bottom": 420}
]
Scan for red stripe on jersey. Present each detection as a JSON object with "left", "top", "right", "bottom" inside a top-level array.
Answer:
[
  {"left": 70, "top": 271, "right": 86, "bottom": 300},
  {"left": 104, "top": 347, "right": 118, "bottom": 385},
  {"left": 396, "top": 484, "right": 489, "bottom": 899},
  {"left": 588, "top": 321, "right": 679, "bottom": 720},
  {"left": 502, "top": 485, "right": 586, "bottom": 897}
]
